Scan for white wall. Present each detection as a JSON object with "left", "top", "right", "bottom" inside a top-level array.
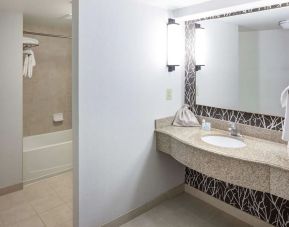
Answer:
[
  {"left": 76, "top": 0, "right": 185, "bottom": 226},
  {"left": 0, "top": 12, "right": 23, "bottom": 189},
  {"left": 196, "top": 21, "right": 239, "bottom": 109},
  {"left": 240, "top": 30, "right": 289, "bottom": 116}
]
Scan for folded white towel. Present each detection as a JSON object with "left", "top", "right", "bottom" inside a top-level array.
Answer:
[
  {"left": 281, "top": 86, "right": 289, "bottom": 142},
  {"left": 23, "top": 50, "right": 36, "bottom": 78}
]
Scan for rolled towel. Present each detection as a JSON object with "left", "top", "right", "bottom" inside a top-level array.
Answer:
[{"left": 281, "top": 86, "right": 289, "bottom": 142}]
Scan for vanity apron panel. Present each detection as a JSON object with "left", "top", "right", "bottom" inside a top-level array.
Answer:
[{"left": 157, "top": 131, "right": 270, "bottom": 192}]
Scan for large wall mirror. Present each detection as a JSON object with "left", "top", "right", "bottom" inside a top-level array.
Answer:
[{"left": 195, "top": 7, "right": 289, "bottom": 117}]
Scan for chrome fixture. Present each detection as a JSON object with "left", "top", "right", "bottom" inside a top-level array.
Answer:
[{"left": 228, "top": 122, "right": 241, "bottom": 137}]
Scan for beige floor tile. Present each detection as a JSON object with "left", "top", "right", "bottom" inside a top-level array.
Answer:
[
  {"left": 54, "top": 186, "right": 73, "bottom": 203},
  {"left": 23, "top": 181, "right": 55, "bottom": 202},
  {"left": 14, "top": 215, "right": 45, "bottom": 227},
  {"left": 0, "top": 204, "right": 36, "bottom": 226},
  {"left": 8, "top": 190, "right": 29, "bottom": 207},
  {"left": 0, "top": 172, "right": 73, "bottom": 227},
  {"left": 121, "top": 193, "right": 252, "bottom": 227},
  {"left": 30, "top": 193, "right": 64, "bottom": 214},
  {"left": 66, "top": 201, "right": 73, "bottom": 210},
  {"left": 54, "top": 219, "right": 73, "bottom": 227},
  {"left": 39, "top": 204, "right": 72, "bottom": 227},
  {"left": 0, "top": 195, "right": 12, "bottom": 212},
  {"left": 45, "top": 172, "right": 73, "bottom": 190},
  {"left": 121, "top": 214, "right": 157, "bottom": 227}
]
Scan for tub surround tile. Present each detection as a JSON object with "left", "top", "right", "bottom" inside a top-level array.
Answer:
[{"left": 23, "top": 23, "right": 72, "bottom": 137}]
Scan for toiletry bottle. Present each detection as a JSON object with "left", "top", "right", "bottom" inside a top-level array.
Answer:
[{"left": 202, "top": 119, "right": 206, "bottom": 130}]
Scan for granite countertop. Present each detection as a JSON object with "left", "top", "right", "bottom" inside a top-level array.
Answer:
[{"left": 156, "top": 126, "right": 289, "bottom": 171}]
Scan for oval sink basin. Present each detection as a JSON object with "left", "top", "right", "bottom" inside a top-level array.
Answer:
[{"left": 201, "top": 135, "right": 246, "bottom": 148}]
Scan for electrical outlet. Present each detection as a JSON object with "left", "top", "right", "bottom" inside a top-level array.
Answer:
[{"left": 166, "top": 89, "right": 173, "bottom": 101}]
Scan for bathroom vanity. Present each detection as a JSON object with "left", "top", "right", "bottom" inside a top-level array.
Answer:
[
  {"left": 155, "top": 116, "right": 289, "bottom": 227},
  {"left": 156, "top": 117, "right": 289, "bottom": 198}
]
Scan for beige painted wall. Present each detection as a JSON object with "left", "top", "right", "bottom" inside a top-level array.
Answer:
[{"left": 23, "top": 22, "right": 72, "bottom": 136}]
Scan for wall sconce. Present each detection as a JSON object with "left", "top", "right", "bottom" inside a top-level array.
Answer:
[
  {"left": 167, "top": 18, "right": 181, "bottom": 72},
  {"left": 195, "top": 23, "right": 206, "bottom": 72}
]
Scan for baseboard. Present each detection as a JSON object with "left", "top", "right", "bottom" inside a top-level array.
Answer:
[
  {"left": 24, "top": 168, "right": 73, "bottom": 185},
  {"left": 102, "top": 184, "right": 185, "bottom": 227},
  {"left": 185, "top": 185, "right": 273, "bottom": 227},
  {"left": 0, "top": 183, "right": 23, "bottom": 196}
]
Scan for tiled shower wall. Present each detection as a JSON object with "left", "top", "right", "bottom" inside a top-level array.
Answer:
[{"left": 23, "top": 23, "right": 72, "bottom": 136}]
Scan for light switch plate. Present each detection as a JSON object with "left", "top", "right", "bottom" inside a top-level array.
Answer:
[{"left": 166, "top": 89, "right": 173, "bottom": 101}]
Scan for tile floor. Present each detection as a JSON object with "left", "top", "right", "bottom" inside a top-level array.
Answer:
[
  {"left": 121, "top": 193, "right": 252, "bottom": 227},
  {"left": 0, "top": 171, "right": 73, "bottom": 227}
]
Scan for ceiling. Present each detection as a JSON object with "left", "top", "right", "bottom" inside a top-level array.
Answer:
[
  {"left": 140, "top": 0, "right": 213, "bottom": 10},
  {"left": 0, "top": 0, "right": 72, "bottom": 19},
  {"left": 0, "top": 0, "right": 214, "bottom": 17}
]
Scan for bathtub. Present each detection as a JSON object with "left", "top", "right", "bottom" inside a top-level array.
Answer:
[{"left": 23, "top": 129, "right": 73, "bottom": 183}]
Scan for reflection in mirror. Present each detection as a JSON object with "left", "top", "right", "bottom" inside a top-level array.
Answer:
[{"left": 196, "top": 7, "right": 289, "bottom": 117}]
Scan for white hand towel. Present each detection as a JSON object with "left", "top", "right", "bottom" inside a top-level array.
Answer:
[
  {"left": 23, "top": 50, "right": 36, "bottom": 79},
  {"left": 281, "top": 86, "right": 289, "bottom": 141},
  {"left": 23, "top": 54, "right": 29, "bottom": 77}
]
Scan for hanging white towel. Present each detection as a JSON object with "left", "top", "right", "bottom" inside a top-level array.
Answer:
[
  {"left": 23, "top": 54, "right": 29, "bottom": 77},
  {"left": 281, "top": 86, "right": 289, "bottom": 142},
  {"left": 23, "top": 49, "right": 36, "bottom": 78}
]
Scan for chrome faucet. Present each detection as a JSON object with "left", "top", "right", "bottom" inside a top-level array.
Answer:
[{"left": 228, "top": 122, "right": 240, "bottom": 137}]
